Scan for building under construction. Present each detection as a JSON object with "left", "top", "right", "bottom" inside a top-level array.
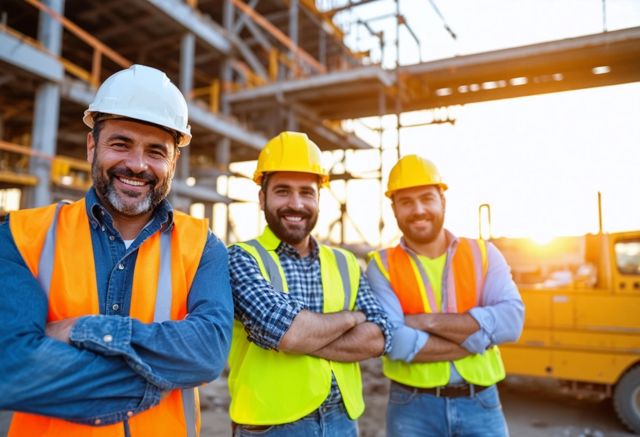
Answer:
[{"left": 1, "top": 0, "right": 639, "bottom": 246}]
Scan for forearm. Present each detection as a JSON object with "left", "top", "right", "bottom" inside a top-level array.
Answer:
[
  {"left": 310, "top": 322, "right": 384, "bottom": 362},
  {"left": 278, "top": 310, "right": 365, "bottom": 353},
  {"left": 1, "top": 331, "right": 160, "bottom": 422},
  {"left": 411, "top": 334, "right": 472, "bottom": 363},
  {"left": 0, "top": 223, "right": 161, "bottom": 423},
  {"left": 405, "top": 313, "right": 480, "bottom": 344}
]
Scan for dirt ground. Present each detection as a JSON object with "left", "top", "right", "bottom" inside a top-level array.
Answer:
[
  {"left": 1, "top": 359, "right": 636, "bottom": 436},
  {"left": 199, "top": 359, "right": 639, "bottom": 437}
]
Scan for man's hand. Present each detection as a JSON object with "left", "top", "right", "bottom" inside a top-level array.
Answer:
[
  {"left": 45, "top": 318, "right": 79, "bottom": 344},
  {"left": 405, "top": 313, "right": 480, "bottom": 345}
]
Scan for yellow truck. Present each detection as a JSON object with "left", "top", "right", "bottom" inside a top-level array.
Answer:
[{"left": 486, "top": 207, "right": 640, "bottom": 433}]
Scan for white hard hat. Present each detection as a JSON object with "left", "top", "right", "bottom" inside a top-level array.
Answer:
[{"left": 83, "top": 64, "right": 192, "bottom": 147}]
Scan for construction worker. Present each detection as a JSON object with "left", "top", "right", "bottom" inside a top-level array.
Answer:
[
  {"left": 368, "top": 155, "right": 524, "bottom": 437},
  {"left": 0, "top": 64, "right": 233, "bottom": 436},
  {"left": 228, "top": 131, "right": 391, "bottom": 436}
]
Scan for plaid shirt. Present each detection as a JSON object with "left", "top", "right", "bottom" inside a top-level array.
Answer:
[{"left": 229, "top": 232, "right": 391, "bottom": 404}]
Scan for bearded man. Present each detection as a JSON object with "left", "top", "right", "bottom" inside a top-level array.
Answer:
[
  {"left": 227, "top": 131, "right": 391, "bottom": 437},
  {"left": 0, "top": 64, "right": 233, "bottom": 436},
  {"left": 367, "top": 155, "right": 524, "bottom": 437}
]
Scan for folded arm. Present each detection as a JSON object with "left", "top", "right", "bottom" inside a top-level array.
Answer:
[
  {"left": 67, "top": 234, "right": 234, "bottom": 390},
  {"left": 0, "top": 223, "right": 160, "bottom": 424},
  {"left": 404, "top": 313, "right": 480, "bottom": 345},
  {"left": 310, "top": 321, "right": 384, "bottom": 362}
]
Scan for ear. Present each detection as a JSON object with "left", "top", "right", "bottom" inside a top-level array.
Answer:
[
  {"left": 258, "top": 189, "right": 265, "bottom": 211},
  {"left": 86, "top": 132, "right": 96, "bottom": 164},
  {"left": 171, "top": 147, "right": 180, "bottom": 172}
]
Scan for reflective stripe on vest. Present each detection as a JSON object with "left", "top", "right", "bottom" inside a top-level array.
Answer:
[
  {"left": 228, "top": 228, "right": 364, "bottom": 425},
  {"left": 375, "top": 238, "right": 505, "bottom": 387},
  {"left": 9, "top": 200, "right": 206, "bottom": 437}
]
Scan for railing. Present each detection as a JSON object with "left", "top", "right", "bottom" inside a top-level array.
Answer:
[
  {"left": 23, "top": 0, "right": 131, "bottom": 87},
  {"left": 0, "top": 141, "right": 90, "bottom": 191}
]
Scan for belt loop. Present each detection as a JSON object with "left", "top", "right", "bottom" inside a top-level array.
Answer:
[
  {"left": 436, "top": 386, "right": 441, "bottom": 397},
  {"left": 469, "top": 384, "right": 476, "bottom": 398}
]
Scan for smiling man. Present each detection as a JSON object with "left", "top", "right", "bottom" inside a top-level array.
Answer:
[
  {"left": 0, "top": 64, "right": 233, "bottom": 436},
  {"left": 227, "top": 131, "right": 391, "bottom": 436},
  {"left": 367, "top": 155, "right": 524, "bottom": 437}
]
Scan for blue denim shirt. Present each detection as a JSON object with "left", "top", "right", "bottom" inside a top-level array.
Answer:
[{"left": 0, "top": 189, "right": 233, "bottom": 426}]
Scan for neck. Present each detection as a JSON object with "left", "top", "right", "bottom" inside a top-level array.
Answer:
[
  {"left": 99, "top": 199, "right": 153, "bottom": 240},
  {"left": 292, "top": 235, "right": 312, "bottom": 258},
  {"left": 404, "top": 231, "right": 448, "bottom": 258},
  {"left": 112, "top": 213, "right": 152, "bottom": 240}
]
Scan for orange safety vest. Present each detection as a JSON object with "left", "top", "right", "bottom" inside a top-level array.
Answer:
[
  {"left": 385, "top": 238, "right": 487, "bottom": 315},
  {"left": 372, "top": 238, "right": 506, "bottom": 387},
  {"left": 8, "top": 199, "right": 208, "bottom": 437}
]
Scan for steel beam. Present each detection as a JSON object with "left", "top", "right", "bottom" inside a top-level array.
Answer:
[{"left": 143, "top": 0, "right": 231, "bottom": 54}]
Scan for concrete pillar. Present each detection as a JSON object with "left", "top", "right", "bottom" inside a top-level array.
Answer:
[
  {"left": 178, "top": 33, "right": 195, "bottom": 181},
  {"left": 27, "top": 0, "right": 64, "bottom": 207},
  {"left": 289, "top": 0, "right": 298, "bottom": 77}
]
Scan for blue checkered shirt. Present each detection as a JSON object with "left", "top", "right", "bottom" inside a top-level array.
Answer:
[{"left": 229, "top": 233, "right": 391, "bottom": 405}]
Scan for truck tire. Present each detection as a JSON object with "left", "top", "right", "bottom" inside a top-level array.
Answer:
[{"left": 614, "top": 365, "right": 640, "bottom": 434}]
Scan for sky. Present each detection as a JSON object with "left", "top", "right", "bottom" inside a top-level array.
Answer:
[{"left": 221, "top": 0, "right": 640, "bottom": 246}]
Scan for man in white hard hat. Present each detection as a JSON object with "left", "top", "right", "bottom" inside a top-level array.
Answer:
[
  {"left": 368, "top": 155, "right": 524, "bottom": 437},
  {"left": 0, "top": 65, "right": 233, "bottom": 436}
]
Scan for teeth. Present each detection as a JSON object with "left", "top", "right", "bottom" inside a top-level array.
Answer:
[
  {"left": 284, "top": 216, "right": 303, "bottom": 222},
  {"left": 119, "top": 177, "right": 145, "bottom": 187}
]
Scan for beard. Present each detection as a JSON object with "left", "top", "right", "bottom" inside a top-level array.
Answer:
[
  {"left": 397, "top": 210, "right": 445, "bottom": 245},
  {"left": 92, "top": 155, "right": 172, "bottom": 217},
  {"left": 264, "top": 199, "right": 319, "bottom": 246}
]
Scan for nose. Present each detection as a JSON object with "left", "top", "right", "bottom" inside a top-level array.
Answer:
[
  {"left": 288, "top": 192, "right": 304, "bottom": 210},
  {"left": 413, "top": 200, "right": 427, "bottom": 215},
  {"left": 124, "top": 147, "right": 148, "bottom": 173}
]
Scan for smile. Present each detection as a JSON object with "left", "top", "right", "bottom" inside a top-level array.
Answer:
[
  {"left": 283, "top": 215, "right": 304, "bottom": 222},
  {"left": 117, "top": 176, "right": 147, "bottom": 187}
]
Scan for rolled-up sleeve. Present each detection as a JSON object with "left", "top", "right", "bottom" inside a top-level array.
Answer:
[
  {"left": 366, "top": 259, "right": 428, "bottom": 362},
  {"left": 70, "top": 233, "right": 234, "bottom": 391},
  {"left": 0, "top": 221, "right": 161, "bottom": 424},
  {"left": 462, "top": 243, "right": 524, "bottom": 354},
  {"left": 354, "top": 272, "right": 393, "bottom": 353},
  {"left": 228, "top": 245, "right": 303, "bottom": 350}
]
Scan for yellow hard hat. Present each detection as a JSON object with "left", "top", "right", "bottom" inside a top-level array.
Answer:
[
  {"left": 253, "top": 131, "right": 330, "bottom": 187},
  {"left": 385, "top": 154, "right": 448, "bottom": 197}
]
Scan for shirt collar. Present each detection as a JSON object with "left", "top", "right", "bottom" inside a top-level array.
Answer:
[
  {"left": 259, "top": 226, "right": 320, "bottom": 260},
  {"left": 399, "top": 229, "right": 459, "bottom": 255}
]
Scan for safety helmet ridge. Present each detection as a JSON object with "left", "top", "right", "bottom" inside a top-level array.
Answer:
[
  {"left": 253, "top": 131, "right": 330, "bottom": 187},
  {"left": 386, "top": 154, "right": 448, "bottom": 197},
  {"left": 83, "top": 64, "right": 192, "bottom": 147}
]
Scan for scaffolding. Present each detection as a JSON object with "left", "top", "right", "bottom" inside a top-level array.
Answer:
[{"left": 1, "top": 0, "right": 639, "bottom": 248}]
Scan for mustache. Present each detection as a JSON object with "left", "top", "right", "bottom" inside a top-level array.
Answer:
[
  {"left": 107, "top": 166, "right": 157, "bottom": 185},
  {"left": 278, "top": 207, "right": 311, "bottom": 219},
  {"left": 408, "top": 213, "right": 432, "bottom": 222}
]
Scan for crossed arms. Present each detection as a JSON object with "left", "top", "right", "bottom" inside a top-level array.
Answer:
[
  {"left": 0, "top": 222, "right": 233, "bottom": 423},
  {"left": 229, "top": 245, "right": 390, "bottom": 362}
]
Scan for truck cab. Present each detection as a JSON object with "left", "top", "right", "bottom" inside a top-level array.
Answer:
[{"left": 495, "top": 231, "right": 640, "bottom": 433}]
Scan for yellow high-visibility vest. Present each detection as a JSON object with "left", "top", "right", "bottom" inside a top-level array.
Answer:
[{"left": 228, "top": 227, "right": 365, "bottom": 425}]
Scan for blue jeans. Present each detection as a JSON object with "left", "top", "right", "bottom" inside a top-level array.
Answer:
[
  {"left": 233, "top": 403, "right": 358, "bottom": 437},
  {"left": 387, "top": 382, "right": 509, "bottom": 437}
]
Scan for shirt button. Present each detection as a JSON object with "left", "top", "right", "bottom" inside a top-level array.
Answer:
[
  {"left": 109, "top": 235, "right": 115, "bottom": 241},
  {"left": 117, "top": 263, "right": 124, "bottom": 270},
  {"left": 103, "top": 334, "right": 113, "bottom": 343},
  {"left": 112, "top": 304, "right": 120, "bottom": 311},
  {"left": 94, "top": 419, "right": 102, "bottom": 425},
  {"left": 101, "top": 226, "right": 106, "bottom": 232},
  {"left": 127, "top": 411, "right": 134, "bottom": 417}
]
